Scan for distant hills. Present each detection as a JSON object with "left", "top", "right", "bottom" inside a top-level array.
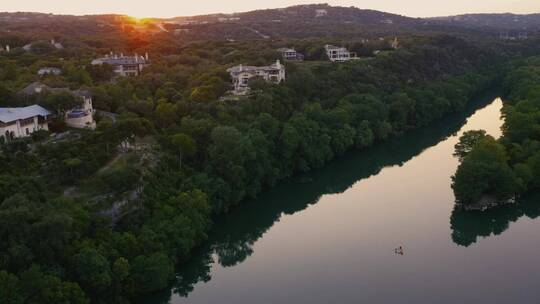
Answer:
[
  {"left": 430, "top": 13, "right": 540, "bottom": 31},
  {"left": 162, "top": 4, "right": 417, "bottom": 26},
  {"left": 0, "top": 4, "right": 539, "bottom": 43},
  {"left": 157, "top": 4, "right": 420, "bottom": 40},
  {"left": 158, "top": 4, "right": 540, "bottom": 40}
]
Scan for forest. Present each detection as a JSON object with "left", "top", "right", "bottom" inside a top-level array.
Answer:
[{"left": 0, "top": 10, "right": 539, "bottom": 302}]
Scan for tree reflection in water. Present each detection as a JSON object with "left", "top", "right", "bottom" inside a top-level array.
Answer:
[{"left": 450, "top": 193, "right": 540, "bottom": 247}]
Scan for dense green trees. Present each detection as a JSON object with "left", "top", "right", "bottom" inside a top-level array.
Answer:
[
  {"left": 0, "top": 29, "right": 524, "bottom": 302},
  {"left": 452, "top": 136, "right": 520, "bottom": 204},
  {"left": 453, "top": 130, "right": 487, "bottom": 161},
  {"left": 452, "top": 56, "right": 540, "bottom": 208}
]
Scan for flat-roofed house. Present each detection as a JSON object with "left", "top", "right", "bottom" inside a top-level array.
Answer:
[
  {"left": 278, "top": 48, "right": 304, "bottom": 61},
  {"left": 227, "top": 60, "right": 286, "bottom": 95},
  {"left": 325, "top": 44, "right": 357, "bottom": 62},
  {"left": 0, "top": 105, "right": 51, "bottom": 142},
  {"left": 91, "top": 53, "right": 149, "bottom": 77},
  {"left": 37, "top": 67, "right": 62, "bottom": 76}
]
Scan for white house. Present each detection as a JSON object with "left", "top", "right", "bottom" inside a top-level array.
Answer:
[
  {"left": 91, "top": 53, "right": 149, "bottom": 77},
  {"left": 227, "top": 60, "right": 286, "bottom": 95},
  {"left": 325, "top": 44, "right": 357, "bottom": 62},
  {"left": 0, "top": 105, "right": 51, "bottom": 142},
  {"left": 315, "top": 9, "right": 328, "bottom": 17},
  {"left": 38, "top": 67, "right": 62, "bottom": 76},
  {"left": 277, "top": 48, "right": 304, "bottom": 61}
]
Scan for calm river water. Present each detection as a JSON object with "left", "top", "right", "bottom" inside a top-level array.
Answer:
[{"left": 148, "top": 96, "right": 540, "bottom": 304}]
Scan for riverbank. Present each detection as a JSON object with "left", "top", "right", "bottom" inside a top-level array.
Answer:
[
  {"left": 142, "top": 94, "right": 507, "bottom": 304},
  {"left": 144, "top": 95, "right": 540, "bottom": 304}
]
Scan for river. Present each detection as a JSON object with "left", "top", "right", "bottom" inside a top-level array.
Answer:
[{"left": 147, "top": 96, "right": 540, "bottom": 304}]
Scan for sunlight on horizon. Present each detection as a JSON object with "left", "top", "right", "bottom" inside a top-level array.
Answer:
[{"left": 3, "top": 0, "right": 540, "bottom": 18}]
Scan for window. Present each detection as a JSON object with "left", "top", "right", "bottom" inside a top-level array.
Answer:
[
  {"left": 20, "top": 117, "right": 34, "bottom": 126},
  {"left": 26, "top": 128, "right": 29, "bottom": 135}
]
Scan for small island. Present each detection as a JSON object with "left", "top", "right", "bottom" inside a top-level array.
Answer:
[{"left": 452, "top": 130, "right": 521, "bottom": 211}]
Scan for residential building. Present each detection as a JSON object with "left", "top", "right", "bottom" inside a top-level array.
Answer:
[
  {"left": 91, "top": 53, "right": 149, "bottom": 77},
  {"left": 227, "top": 60, "right": 286, "bottom": 95},
  {"left": 0, "top": 105, "right": 51, "bottom": 142},
  {"left": 315, "top": 9, "right": 328, "bottom": 17},
  {"left": 19, "top": 82, "right": 96, "bottom": 130},
  {"left": 325, "top": 44, "right": 357, "bottom": 62},
  {"left": 391, "top": 37, "right": 400, "bottom": 49},
  {"left": 278, "top": 48, "right": 304, "bottom": 61},
  {"left": 37, "top": 67, "right": 62, "bottom": 76}
]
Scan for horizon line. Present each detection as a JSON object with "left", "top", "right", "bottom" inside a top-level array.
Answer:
[{"left": 1, "top": 3, "right": 539, "bottom": 20}]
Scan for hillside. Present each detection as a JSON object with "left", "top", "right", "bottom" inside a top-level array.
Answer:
[
  {"left": 429, "top": 13, "right": 540, "bottom": 33},
  {"left": 160, "top": 4, "right": 422, "bottom": 40},
  {"left": 2, "top": 5, "right": 540, "bottom": 45}
]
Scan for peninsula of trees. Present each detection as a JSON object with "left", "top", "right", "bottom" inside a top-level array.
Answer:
[{"left": 452, "top": 56, "right": 540, "bottom": 210}]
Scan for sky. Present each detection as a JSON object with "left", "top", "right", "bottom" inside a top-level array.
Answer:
[{"left": 2, "top": 0, "right": 540, "bottom": 18}]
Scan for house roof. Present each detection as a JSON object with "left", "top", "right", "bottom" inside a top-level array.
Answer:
[
  {"left": 20, "top": 82, "right": 50, "bottom": 95},
  {"left": 227, "top": 61, "right": 284, "bottom": 76},
  {"left": 278, "top": 48, "right": 296, "bottom": 53},
  {"left": 92, "top": 55, "right": 147, "bottom": 66},
  {"left": 0, "top": 105, "right": 51, "bottom": 123},
  {"left": 19, "top": 82, "right": 92, "bottom": 99},
  {"left": 325, "top": 44, "right": 348, "bottom": 51},
  {"left": 38, "top": 67, "right": 61, "bottom": 72}
]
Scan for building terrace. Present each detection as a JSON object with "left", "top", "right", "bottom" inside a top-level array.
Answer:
[{"left": 227, "top": 60, "right": 286, "bottom": 95}]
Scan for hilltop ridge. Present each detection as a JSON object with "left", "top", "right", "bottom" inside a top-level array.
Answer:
[{"left": 1, "top": 4, "right": 539, "bottom": 44}]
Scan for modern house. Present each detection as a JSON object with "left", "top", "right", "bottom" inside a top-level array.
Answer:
[
  {"left": 0, "top": 105, "right": 51, "bottom": 142},
  {"left": 91, "top": 53, "right": 149, "bottom": 77},
  {"left": 278, "top": 48, "right": 304, "bottom": 61},
  {"left": 315, "top": 9, "right": 328, "bottom": 17},
  {"left": 37, "top": 67, "right": 62, "bottom": 76},
  {"left": 227, "top": 60, "right": 286, "bottom": 95},
  {"left": 19, "top": 82, "right": 96, "bottom": 130},
  {"left": 325, "top": 44, "right": 357, "bottom": 62}
]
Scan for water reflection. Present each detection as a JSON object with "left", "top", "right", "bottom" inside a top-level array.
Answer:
[
  {"left": 144, "top": 94, "right": 508, "bottom": 303},
  {"left": 451, "top": 193, "right": 540, "bottom": 247}
]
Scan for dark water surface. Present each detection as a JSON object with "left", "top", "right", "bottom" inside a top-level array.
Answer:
[{"left": 148, "top": 96, "right": 540, "bottom": 304}]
